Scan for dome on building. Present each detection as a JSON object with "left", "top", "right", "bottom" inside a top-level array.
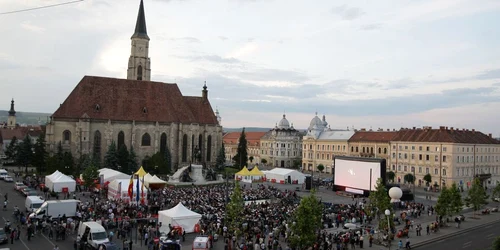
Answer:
[
  {"left": 278, "top": 114, "right": 290, "bottom": 129},
  {"left": 309, "top": 112, "right": 323, "bottom": 130}
]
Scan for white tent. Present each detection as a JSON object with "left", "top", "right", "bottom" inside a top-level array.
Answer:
[
  {"left": 107, "top": 178, "right": 148, "bottom": 204},
  {"left": 265, "top": 168, "right": 306, "bottom": 184},
  {"left": 98, "top": 168, "right": 131, "bottom": 183},
  {"left": 143, "top": 173, "right": 153, "bottom": 185},
  {"left": 158, "top": 202, "right": 202, "bottom": 233},
  {"left": 149, "top": 175, "right": 166, "bottom": 185},
  {"left": 45, "top": 171, "right": 76, "bottom": 192}
]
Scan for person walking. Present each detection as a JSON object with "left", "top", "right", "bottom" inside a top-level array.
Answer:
[{"left": 405, "top": 237, "right": 411, "bottom": 249}]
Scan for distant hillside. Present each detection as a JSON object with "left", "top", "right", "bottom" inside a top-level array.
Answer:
[
  {"left": 224, "top": 127, "right": 271, "bottom": 133},
  {"left": 0, "top": 110, "right": 51, "bottom": 125}
]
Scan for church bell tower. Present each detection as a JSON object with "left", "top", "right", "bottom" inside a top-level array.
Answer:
[{"left": 127, "top": 0, "right": 151, "bottom": 81}]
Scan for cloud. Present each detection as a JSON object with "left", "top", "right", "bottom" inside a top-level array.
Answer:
[
  {"left": 331, "top": 5, "right": 365, "bottom": 20},
  {"left": 0, "top": 58, "right": 20, "bottom": 70},
  {"left": 359, "top": 23, "right": 382, "bottom": 31},
  {"left": 20, "top": 22, "right": 45, "bottom": 33},
  {"left": 474, "top": 69, "right": 500, "bottom": 80},
  {"left": 180, "top": 55, "right": 242, "bottom": 64},
  {"left": 169, "top": 37, "right": 201, "bottom": 43},
  {"left": 218, "top": 36, "right": 228, "bottom": 41}
]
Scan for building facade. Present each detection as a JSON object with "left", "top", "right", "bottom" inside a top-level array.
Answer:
[
  {"left": 348, "top": 129, "right": 397, "bottom": 165},
  {"left": 259, "top": 114, "right": 303, "bottom": 168},
  {"left": 223, "top": 131, "right": 266, "bottom": 166},
  {"left": 45, "top": 0, "right": 222, "bottom": 170},
  {"left": 301, "top": 113, "right": 354, "bottom": 174},
  {"left": 389, "top": 126, "right": 500, "bottom": 188}
]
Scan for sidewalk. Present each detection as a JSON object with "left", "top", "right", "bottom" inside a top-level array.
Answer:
[{"left": 377, "top": 206, "right": 500, "bottom": 249}]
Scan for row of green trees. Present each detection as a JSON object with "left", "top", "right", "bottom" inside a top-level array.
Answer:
[{"left": 386, "top": 171, "right": 433, "bottom": 185}]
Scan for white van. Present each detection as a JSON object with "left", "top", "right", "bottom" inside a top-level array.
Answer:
[
  {"left": 77, "top": 221, "right": 109, "bottom": 249},
  {"left": 0, "top": 169, "right": 8, "bottom": 180},
  {"left": 25, "top": 196, "right": 44, "bottom": 213},
  {"left": 192, "top": 236, "right": 210, "bottom": 250}
]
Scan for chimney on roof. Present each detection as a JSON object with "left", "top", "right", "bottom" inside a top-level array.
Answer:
[
  {"left": 489, "top": 133, "right": 492, "bottom": 138},
  {"left": 439, "top": 126, "right": 445, "bottom": 130},
  {"left": 450, "top": 127, "right": 453, "bottom": 131},
  {"left": 472, "top": 129, "right": 475, "bottom": 132},
  {"left": 361, "top": 128, "right": 366, "bottom": 131}
]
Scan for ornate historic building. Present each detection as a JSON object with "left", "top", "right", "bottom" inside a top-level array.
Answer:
[
  {"left": 389, "top": 126, "right": 500, "bottom": 188},
  {"left": 223, "top": 131, "right": 266, "bottom": 166},
  {"left": 301, "top": 113, "right": 354, "bottom": 174},
  {"left": 45, "top": 0, "right": 222, "bottom": 169},
  {"left": 259, "top": 114, "right": 303, "bottom": 168},
  {"left": 348, "top": 128, "right": 397, "bottom": 166}
]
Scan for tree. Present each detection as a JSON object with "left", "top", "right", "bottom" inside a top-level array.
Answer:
[
  {"left": 117, "top": 144, "right": 130, "bottom": 174},
  {"left": 164, "top": 145, "right": 172, "bottom": 174},
  {"left": 249, "top": 156, "right": 254, "bottom": 163},
  {"left": 215, "top": 143, "right": 226, "bottom": 169},
  {"left": 492, "top": 182, "right": 500, "bottom": 200},
  {"left": 435, "top": 186, "right": 451, "bottom": 218},
  {"left": 17, "top": 135, "right": 34, "bottom": 173},
  {"left": 82, "top": 164, "right": 99, "bottom": 190},
  {"left": 261, "top": 158, "right": 267, "bottom": 164},
  {"left": 424, "top": 174, "right": 432, "bottom": 186},
  {"left": 493, "top": 236, "right": 500, "bottom": 250},
  {"left": 368, "top": 178, "right": 393, "bottom": 230},
  {"left": 226, "top": 182, "right": 244, "bottom": 236},
  {"left": 449, "top": 183, "right": 464, "bottom": 215},
  {"left": 292, "top": 157, "right": 302, "bottom": 169},
  {"left": 5, "top": 137, "right": 18, "bottom": 162},
  {"left": 317, "top": 164, "right": 324, "bottom": 179},
  {"left": 232, "top": 128, "right": 248, "bottom": 168},
  {"left": 62, "top": 151, "right": 74, "bottom": 175},
  {"left": 145, "top": 152, "right": 170, "bottom": 175},
  {"left": 404, "top": 173, "right": 415, "bottom": 184},
  {"left": 128, "top": 146, "right": 138, "bottom": 173},
  {"left": 32, "top": 133, "right": 48, "bottom": 174},
  {"left": 386, "top": 171, "right": 395, "bottom": 183},
  {"left": 104, "top": 141, "right": 119, "bottom": 170},
  {"left": 289, "top": 190, "right": 323, "bottom": 249},
  {"left": 464, "top": 178, "right": 489, "bottom": 217}
]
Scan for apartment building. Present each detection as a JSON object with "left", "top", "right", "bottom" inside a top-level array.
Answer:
[
  {"left": 223, "top": 131, "right": 266, "bottom": 166},
  {"left": 301, "top": 113, "right": 354, "bottom": 174},
  {"left": 260, "top": 114, "right": 303, "bottom": 168},
  {"left": 348, "top": 129, "right": 398, "bottom": 165},
  {"left": 390, "top": 126, "right": 500, "bottom": 188}
]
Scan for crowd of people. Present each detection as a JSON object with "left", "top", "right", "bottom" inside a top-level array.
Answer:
[{"left": 6, "top": 170, "right": 444, "bottom": 250}]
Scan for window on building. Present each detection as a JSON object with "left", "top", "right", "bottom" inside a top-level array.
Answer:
[
  {"left": 378, "top": 148, "right": 382, "bottom": 154},
  {"left": 426, "top": 168, "right": 429, "bottom": 174},
  {"left": 398, "top": 153, "right": 402, "bottom": 159},
  {"left": 384, "top": 148, "right": 387, "bottom": 154},
  {"left": 392, "top": 153, "right": 396, "bottom": 158},
  {"left": 434, "top": 168, "right": 438, "bottom": 175},
  {"left": 443, "top": 155, "right": 447, "bottom": 162},
  {"left": 443, "top": 169, "right": 447, "bottom": 176},
  {"left": 443, "top": 147, "right": 447, "bottom": 152},
  {"left": 137, "top": 65, "right": 143, "bottom": 80},
  {"left": 426, "top": 146, "right": 430, "bottom": 151},
  {"left": 63, "top": 130, "right": 71, "bottom": 144},
  {"left": 398, "top": 165, "right": 401, "bottom": 171},
  {"left": 404, "top": 153, "right": 408, "bottom": 159},
  {"left": 405, "top": 146, "right": 408, "bottom": 150},
  {"left": 392, "top": 165, "right": 396, "bottom": 171},
  {"left": 434, "top": 155, "right": 438, "bottom": 162},
  {"left": 411, "top": 154, "right": 415, "bottom": 160},
  {"left": 206, "top": 135, "right": 212, "bottom": 161},
  {"left": 93, "top": 130, "right": 101, "bottom": 160},
  {"left": 419, "top": 146, "right": 422, "bottom": 151},
  {"left": 418, "top": 167, "right": 422, "bottom": 173},
  {"left": 404, "top": 166, "right": 407, "bottom": 171},
  {"left": 356, "top": 147, "right": 359, "bottom": 152},
  {"left": 426, "top": 155, "right": 429, "bottom": 161},
  {"left": 411, "top": 146, "right": 415, "bottom": 150},
  {"left": 118, "top": 131, "right": 125, "bottom": 149}
]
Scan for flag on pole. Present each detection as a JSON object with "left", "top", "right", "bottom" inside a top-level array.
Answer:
[
  {"left": 127, "top": 175, "right": 134, "bottom": 201},
  {"left": 141, "top": 175, "right": 145, "bottom": 205},
  {"left": 136, "top": 174, "right": 140, "bottom": 203}
]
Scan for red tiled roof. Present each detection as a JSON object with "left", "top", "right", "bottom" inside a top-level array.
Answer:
[
  {"left": 348, "top": 131, "right": 398, "bottom": 143},
  {"left": 0, "top": 128, "right": 26, "bottom": 141},
  {"left": 52, "top": 76, "right": 218, "bottom": 124},
  {"left": 223, "top": 131, "right": 267, "bottom": 146},
  {"left": 392, "top": 127, "right": 500, "bottom": 144}
]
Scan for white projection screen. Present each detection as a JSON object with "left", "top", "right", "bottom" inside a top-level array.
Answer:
[{"left": 334, "top": 157, "right": 385, "bottom": 192}]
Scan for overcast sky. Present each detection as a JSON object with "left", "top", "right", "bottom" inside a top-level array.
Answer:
[{"left": 1, "top": 0, "right": 500, "bottom": 135}]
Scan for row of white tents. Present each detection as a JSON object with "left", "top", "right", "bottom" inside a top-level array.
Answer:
[
  {"left": 235, "top": 167, "right": 307, "bottom": 184},
  {"left": 45, "top": 170, "right": 76, "bottom": 192}
]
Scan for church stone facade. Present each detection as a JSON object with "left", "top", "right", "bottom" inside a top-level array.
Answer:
[{"left": 45, "top": 0, "right": 222, "bottom": 170}]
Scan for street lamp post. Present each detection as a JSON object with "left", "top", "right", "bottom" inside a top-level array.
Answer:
[{"left": 385, "top": 209, "right": 392, "bottom": 250}]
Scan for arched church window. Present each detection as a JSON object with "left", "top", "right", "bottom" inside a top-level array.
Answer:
[
  {"left": 137, "top": 65, "right": 143, "bottom": 80},
  {"left": 198, "top": 134, "right": 203, "bottom": 160},
  {"left": 93, "top": 131, "right": 102, "bottom": 160},
  {"left": 182, "top": 134, "right": 188, "bottom": 162},
  {"left": 160, "top": 133, "right": 167, "bottom": 154},
  {"left": 95, "top": 104, "right": 101, "bottom": 111},
  {"left": 141, "top": 133, "right": 151, "bottom": 146},
  {"left": 206, "top": 135, "right": 212, "bottom": 161},
  {"left": 117, "top": 131, "right": 125, "bottom": 149},
  {"left": 63, "top": 130, "right": 71, "bottom": 144}
]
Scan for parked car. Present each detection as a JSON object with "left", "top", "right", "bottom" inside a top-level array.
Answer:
[
  {"left": 3, "top": 176, "right": 13, "bottom": 182},
  {"left": 0, "top": 228, "right": 7, "bottom": 243},
  {"left": 21, "top": 188, "right": 36, "bottom": 197},
  {"left": 14, "top": 182, "right": 27, "bottom": 191}
]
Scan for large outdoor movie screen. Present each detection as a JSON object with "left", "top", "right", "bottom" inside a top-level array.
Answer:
[{"left": 334, "top": 157, "right": 383, "bottom": 191}]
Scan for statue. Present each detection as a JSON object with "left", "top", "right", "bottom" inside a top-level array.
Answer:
[{"left": 194, "top": 146, "right": 202, "bottom": 163}]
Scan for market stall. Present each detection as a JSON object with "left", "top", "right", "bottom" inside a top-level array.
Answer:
[
  {"left": 107, "top": 178, "right": 148, "bottom": 204},
  {"left": 158, "top": 202, "right": 202, "bottom": 233},
  {"left": 248, "top": 166, "right": 266, "bottom": 182},
  {"left": 235, "top": 167, "right": 252, "bottom": 182},
  {"left": 264, "top": 168, "right": 306, "bottom": 184},
  {"left": 45, "top": 170, "right": 76, "bottom": 192}
]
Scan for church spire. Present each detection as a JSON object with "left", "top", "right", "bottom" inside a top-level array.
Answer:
[
  {"left": 8, "top": 98, "right": 16, "bottom": 116},
  {"left": 131, "top": 0, "right": 149, "bottom": 40}
]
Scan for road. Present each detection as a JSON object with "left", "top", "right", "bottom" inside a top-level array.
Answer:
[{"left": 421, "top": 220, "right": 500, "bottom": 250}]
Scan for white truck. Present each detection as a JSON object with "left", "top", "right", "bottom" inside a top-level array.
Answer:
[
  {"left": 77, "top": 221, "right": 110, "bottom": 249},
  {"left": 25, "top": 196, "right": 44, "bottom": 213},
  {"left": 29, "top": 199, "right": 79, "bottom": 220}
]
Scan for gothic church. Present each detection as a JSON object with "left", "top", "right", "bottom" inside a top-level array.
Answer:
[{"left": 46, "top": 0, "right": 222, "bottom": 170}]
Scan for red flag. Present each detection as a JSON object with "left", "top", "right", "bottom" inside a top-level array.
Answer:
[{"left": 127, "top": 175, "right": 134, "bottom": 201}]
